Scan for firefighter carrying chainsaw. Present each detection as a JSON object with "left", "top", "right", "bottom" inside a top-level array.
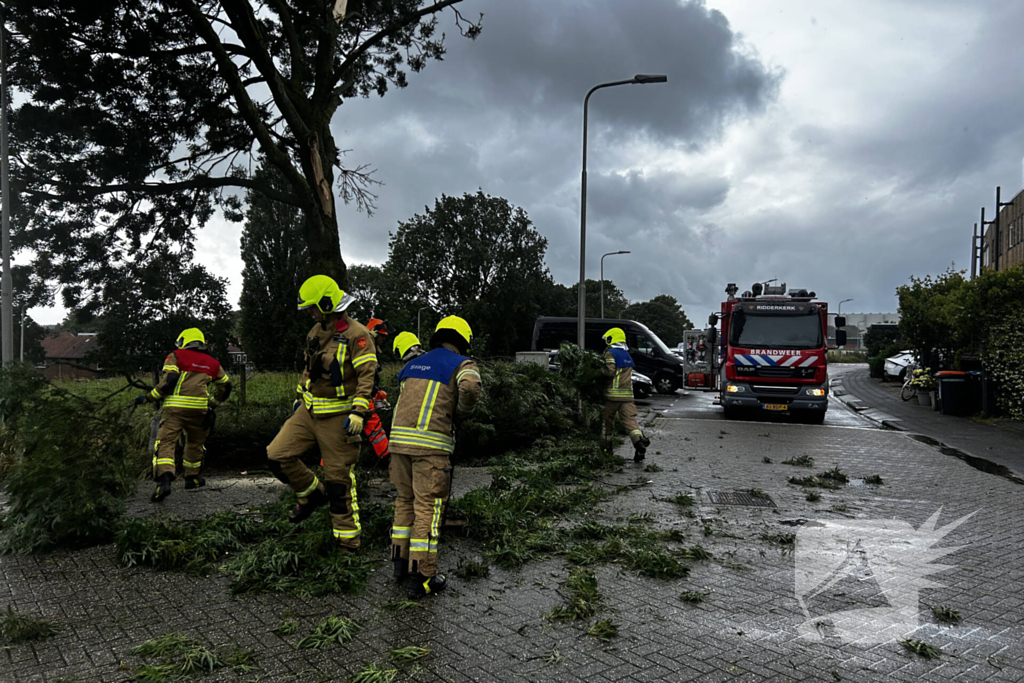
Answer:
[
  {"left": 362, "top": 318, "right": 394, "bottom": 461},
  {"left": 600, "top": 327, "right": 651, "bottom": 463},
  {"left": 389, "top": 318, "right": 481, "bottom": 599},
  {"left": 137, "top": 328, "right": 232, "bottom": 502},
  {"left": 266, "top": 275, "right": 377, "bottom": 553}
]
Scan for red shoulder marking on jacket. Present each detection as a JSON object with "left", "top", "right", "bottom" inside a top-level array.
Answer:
[{"left": 174, "top": 348, "right": 222, "bottom": 378}]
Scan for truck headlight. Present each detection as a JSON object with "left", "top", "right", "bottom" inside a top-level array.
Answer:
[
  {"left": 726, "top": 384, "right": 745, "bottom": 393},
  {"left": 807, "top": 388, "right": 826, "bottom": 397}
]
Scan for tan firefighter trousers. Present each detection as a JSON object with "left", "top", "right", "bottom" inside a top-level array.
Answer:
[
  {"left": 389, "top": 451, "right": 452, "bottom": 577},
  {"left": 266, "top": 406, "right": 363, "bottom": 549},
  {"left": 601, "top": 400, "right": 643, "bottom": 445},
  {"left": 153, "top": 408, "right": 210, "bottom": 478}
]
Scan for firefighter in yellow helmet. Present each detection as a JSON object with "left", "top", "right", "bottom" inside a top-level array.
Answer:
[
  {"left": 389, "top": 316, "right": 481, "bottom": 598},
  {"left": 600, "top": 327, "right": 650, "bottom": 462},
  {"left": 136, "top": 328, "right": 232, "bottom": 501},
  {"left": 393, "top": 331, "right": 424, "bottom": 364},
  {"left": 266, "top": 275, "right": 377, "bottom": 552}
]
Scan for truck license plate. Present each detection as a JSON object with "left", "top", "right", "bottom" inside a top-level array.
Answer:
[{"left": 763, "top": 403, "right": 788, "bottom": 411}]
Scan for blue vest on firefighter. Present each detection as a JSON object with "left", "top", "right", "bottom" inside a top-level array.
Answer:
[
  {"left": 609, "top": 347, "right": 635, "bottom": 368},
  {"left": 398, "top": 347, "right": 468, "bottom": 385}
]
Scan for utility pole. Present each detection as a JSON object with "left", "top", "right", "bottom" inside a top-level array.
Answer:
[
  {"left": 19, "top": 305, "right": 23, "bottom": 361},
  {"left": 981, "top": 206, "right": 995, "bottom": 273},
  {"left": 996, "top": 185, "right": 1013, "bottom": 272},
  {"left": 971, "top": 223, "right": 978, "bottom": 279},
  {"left": 1, "top": 17, "right": 12, "bottom": 367}
]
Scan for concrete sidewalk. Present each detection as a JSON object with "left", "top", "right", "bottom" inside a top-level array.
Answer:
[{"left": 833, "top": 364, "right": 1024, "bottom": 476}]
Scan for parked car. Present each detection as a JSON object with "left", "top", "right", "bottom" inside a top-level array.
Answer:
[
  {"left": 547, "top": 350, "right": 653, "bottom": 399},
  {"left": 533, "top": 317, "right": 684, "bottom": 394},
  {"left": 883, "top": 350, "right": 915, "bottom": 381}
]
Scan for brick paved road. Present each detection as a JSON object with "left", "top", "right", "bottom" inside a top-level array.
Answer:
[{"left": 2, "top": 392, "right": 1022, "bottom": 682}]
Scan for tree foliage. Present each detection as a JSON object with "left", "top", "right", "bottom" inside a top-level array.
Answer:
[
  {"left": 7, "top": 0, "right": 481, "bottom": 312},
  {"left": 897, "top": 265, "right": 1024, "bottom": 415},
  {"left": 83, "top": 262, "right": 235, "bottom": 378},
  {"left": 238, "top": 160, "right": 311, "bottom": 370},
  {"left": 345, "top": 263, "right": 388, "bottom": 324},
  {"left": 383, "top": 191, "right": 552, "bottom": 355},
  {"left": 623, "top": 294, "right": 693, "bottom": 346}
]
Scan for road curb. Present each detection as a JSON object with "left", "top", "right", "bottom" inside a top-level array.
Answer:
[{"left": 831, "top": 378, "right": 905, "bottom": 431}]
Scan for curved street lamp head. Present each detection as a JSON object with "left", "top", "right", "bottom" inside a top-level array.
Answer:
[
  {"left": 633, "top": 74, "right": 668, "bottom": 84},
  {"left": 617, "top": 250, "right": 631, "bottom": 255}
]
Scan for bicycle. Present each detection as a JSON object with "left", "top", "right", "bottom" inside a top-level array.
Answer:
[{"left": 900, "top": 364, "right": 918, "bottom": 402}]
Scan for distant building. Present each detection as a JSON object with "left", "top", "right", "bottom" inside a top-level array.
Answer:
[
  {"left": 40, "top": 333, "right": 101, "bottom": 380},
  {"left": 828, "top": 313, "right": 901, "bottom": 349},
  {"left": 980, "top": 186, "right": 1024, "bottom": 273}
]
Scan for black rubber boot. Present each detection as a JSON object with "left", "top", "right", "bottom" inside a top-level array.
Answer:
[
  {"left": 394, "top": 558, "right": 409, "bottom": 583},
  {"left": 407, "top": 572, "right": 447, "bottom": 600},
  {"left": 184, "top": 475, "right": 206, "bottom": 490},
  {"left": 289, "top": 488, "right": 328, "bottom": 524},
  {"left": 151, "top": 472, "right": 173, "bottom": 502},
  {"left": 638, "top": 436, "right": 651, "bottom": 450}
]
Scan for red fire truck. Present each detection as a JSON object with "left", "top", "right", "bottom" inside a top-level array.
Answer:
[{"left": 710, "top": 282, "right": 846, "bottom": 424}]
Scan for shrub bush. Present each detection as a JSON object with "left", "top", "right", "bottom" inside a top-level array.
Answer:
[
  {"left": 0, "top": 367, "right": 149, "bottom": 553},
  {"left": 869, "top": 343, "right": 905, "bottom": 379}
]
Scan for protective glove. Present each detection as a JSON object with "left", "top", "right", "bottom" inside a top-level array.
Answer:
[
  {"left": 134, "top": 395, "right": 148, "bottom": 406},
  {"left": 344, "top": 412, "right": 364, "bottom": 436},
  {"left": 292, "top": 398, "right": 302, "bottom": 413}
]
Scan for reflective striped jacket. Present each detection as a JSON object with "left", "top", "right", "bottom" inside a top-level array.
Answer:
[
  {"left": 603, "top": 347, "right": 634, "bottom": 402},
  {"left": 390, "top": 344, "right": 482, "bottom": 455},
  {"left": 296, "top": 315, "right": 377, "bottom": 417},
  {"left": 149, "top": 349, "right": 231, "bottom": 411}
]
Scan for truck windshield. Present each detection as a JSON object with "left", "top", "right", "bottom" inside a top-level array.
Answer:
[{"left": 730, "top": 313, "right": 822, "bottom": 349}]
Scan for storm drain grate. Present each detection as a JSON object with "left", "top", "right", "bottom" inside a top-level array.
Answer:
[{"left": 707, "top": 491, "right": 777, "bottom": 508}]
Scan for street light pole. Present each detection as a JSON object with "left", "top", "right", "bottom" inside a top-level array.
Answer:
[
  {"left": 838, "top": 298, "right": 853, "bottom": 316},
  {"left": 1, "top": 19, "right": 11, "bottom": 367},
  {"left": 417, "top": 306, "right": 430, "bottom": 342},
  {"left": 600, "top": 250, "right": 630, "bottom": 319},
  {"left": 578, "top": 74, "right": 667, "bottom": 350}
]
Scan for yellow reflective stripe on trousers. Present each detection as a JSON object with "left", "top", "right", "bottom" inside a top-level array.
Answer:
[
  {"left": 391, "top": 526, "right": 411, "bottom": 539},
  {"left": 416, "top": 381, "right": 441, "bottom": 430},
  {"left": 429, "top": 497, "right": 442, "bottom": 553},
  {"left": 390, "top": 426, "right": 454, "bottom": 453},
  {"left": 410, "top": 539, "right": 429, "bottom": 551},
  {"left": 297, "top": 476, "right": 320, "bottom": 499},
  {"left": 332, "top": 469, "right": 361, "bottom": 540},
  {"left": 352, "top": 353, "right": 376, "bottom": 368}
]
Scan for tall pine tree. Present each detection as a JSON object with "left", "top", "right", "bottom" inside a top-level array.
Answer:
[{"left": 239, "top": 162, "right": 312, "bottom": 370}]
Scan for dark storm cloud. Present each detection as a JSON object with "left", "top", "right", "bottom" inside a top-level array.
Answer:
[{"left": 334, "top": 0, "right": 779, "bottom": 293}]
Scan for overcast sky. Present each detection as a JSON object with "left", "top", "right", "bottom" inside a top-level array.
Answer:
[{"left": 32, "top": 0, "right": 1024, "bottom": 326}]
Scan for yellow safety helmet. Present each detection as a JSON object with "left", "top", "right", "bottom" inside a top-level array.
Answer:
[
  {"left": 176, "top": 328, "right": 206, "bottom": 349},
  {"left": 431, "top": 315, "right": 473, "bottom": 352},
  {"left": 296, "top": 274, "right": 356, "bottom": 315},
  {"left": 393, "top": 331, "right": 422, "bottom": 359},
  {"left": 602, "top": 327, "right": 626, "bottom": 345}
]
